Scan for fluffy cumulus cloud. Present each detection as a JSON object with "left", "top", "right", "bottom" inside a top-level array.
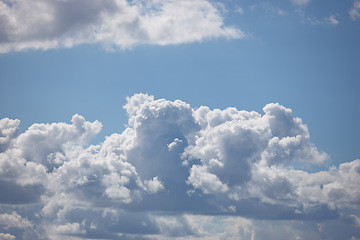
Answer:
[
  {"left": 0, "top": 0, "right": 243, "bottom": 53},
  {"left": 0, "top": 93, "right": 359, "bottom": 239}
]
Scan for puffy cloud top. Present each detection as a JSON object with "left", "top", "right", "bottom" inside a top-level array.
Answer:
[
  {"left": 0, "top": 94, "right": 359, "bottom": 240},
  {"left": 0, "top": 118, "right": 19, "bottom": 153}
]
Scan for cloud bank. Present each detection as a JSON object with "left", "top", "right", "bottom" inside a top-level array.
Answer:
[
  {"left": 0, "top": 0, "right": 243, "bottom": 53},
  {"left": 0, "top": 94, "right": 359, "bottom": 240}
]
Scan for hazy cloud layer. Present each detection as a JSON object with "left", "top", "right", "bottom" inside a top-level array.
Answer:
[
  {"left": 0, "top": 94, "right": 359, "bottom": 239},
  {"left": 0, "top": 0, "right": 243, "bottom": 53}
]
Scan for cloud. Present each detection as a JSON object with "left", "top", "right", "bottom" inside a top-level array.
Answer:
[
  {"left": 249, "top": 2, "right": 286, "bottom": 16},
  {"left": 235, "top": 7, "right": 244, "bottom": 15},
  {"left": 291, "top": 0, "right": 311, "bottom": 7},
  {"left": 0, "top": 212, "right": 34, "bottom": 240},
  {"left": 0, "top": 211, "right": 32, "bottom": 229},
  {"left": 325, "top": 14, "right": 339, "bottom": 25},
  {"left": 350, "top": 0, "right": 360, "bottom": 21},
  {"left": 0, "top": 118, "right": 19, "bottom": 153},
  {"left": 297, "top": 12, "right": 340, "bottom": 26},
  {"left": 0, "top": 93, "right": 359, "bottom": 239},
  {"left": 0, "top": 0, "right": 243, "bottom": 53}
]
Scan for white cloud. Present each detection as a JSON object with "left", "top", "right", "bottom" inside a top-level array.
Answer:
[
  {"left": 0, "top": 0, "right": 243, "bottom": 53},
  {"left": 326, "top": 14, "right": 339, "bottom": 25},
  {"left": 0, "top": 211, "right": 32, "bottom": 229},
  {"left": 235, "top": 7, "right": 244, "bottom": 15},
  {"left": 0, "top": 118, "right": 19, "bottom": 153},
  {"left": 145, "top": 176, "right": 165, "bottom": 194},
  {"left": 0, "top": 93, "right": 359, "bottom": 239},
  {"left": 350, "top": 0, "right": 360, "bottom": 21},
  {"left": 323, "top": 159, "right": 360, "bottom": 208},
  {"left": 184, "top": 102, "right": 328, "bottom": 196},
  {"left": 187, "top": 165, "right": 229, "bottom": 194},
  {"left": 168, "top": 138, "right": 183, "bottom": 151},
  {"left": 16, "top": 114, "right": 102, "bottom": 168}
]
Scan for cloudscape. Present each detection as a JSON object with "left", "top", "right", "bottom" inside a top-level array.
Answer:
[
  {"left": 0, "top": 0, "right": 359, "bottom": 239},
  {"left": 0, "top": 94, "right": 359, "bottom": 239}
]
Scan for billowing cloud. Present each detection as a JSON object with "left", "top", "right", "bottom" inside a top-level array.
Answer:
[
  {"left": 0, "top": 0, "right": 243, "bottom": 53},
  {"left": 0, "top": 118, "right": 19, "bottom": 153},
  {"left": 0, "top": 93, "right": 359, "bottom": 239}
]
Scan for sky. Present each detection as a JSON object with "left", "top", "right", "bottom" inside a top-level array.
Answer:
[{"left": 0, "top": 0, "right": 359, "bottom": 239}]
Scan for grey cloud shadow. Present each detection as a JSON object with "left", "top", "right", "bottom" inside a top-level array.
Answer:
[{"left": 0, "top": 181, "right": 43, "bottom": 204}]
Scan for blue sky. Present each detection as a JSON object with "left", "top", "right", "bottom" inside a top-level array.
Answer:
[{"left": 0, "top": 0, "right": 359, "bottom": 239}]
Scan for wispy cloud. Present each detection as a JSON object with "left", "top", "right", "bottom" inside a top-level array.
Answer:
[
  {"left": 249, "top": 2, "right": 286, "bottom": 16},
  {"left": 326, "top": 14, "right": 339, "bottom": 25},
  {"left": 296, "top": 10, "right": 340, "bottom": 26},
  {"left": 0, "top": 94, "right": 359, "bottom": 239},
  {"left": 261, "top": 2, "right": 286, "bottom": 15},
  {"left": 0, "top": 0, "right": 243, "bottom": 53},
  {"left": 291, "top": 0, "right": 311, "bottom": 7},
  {"left": 235, "top": 6, "right": 244, "bottom": 15},
  {"left": 350, "top": 0, "right": 360, "bottom": 20}
]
